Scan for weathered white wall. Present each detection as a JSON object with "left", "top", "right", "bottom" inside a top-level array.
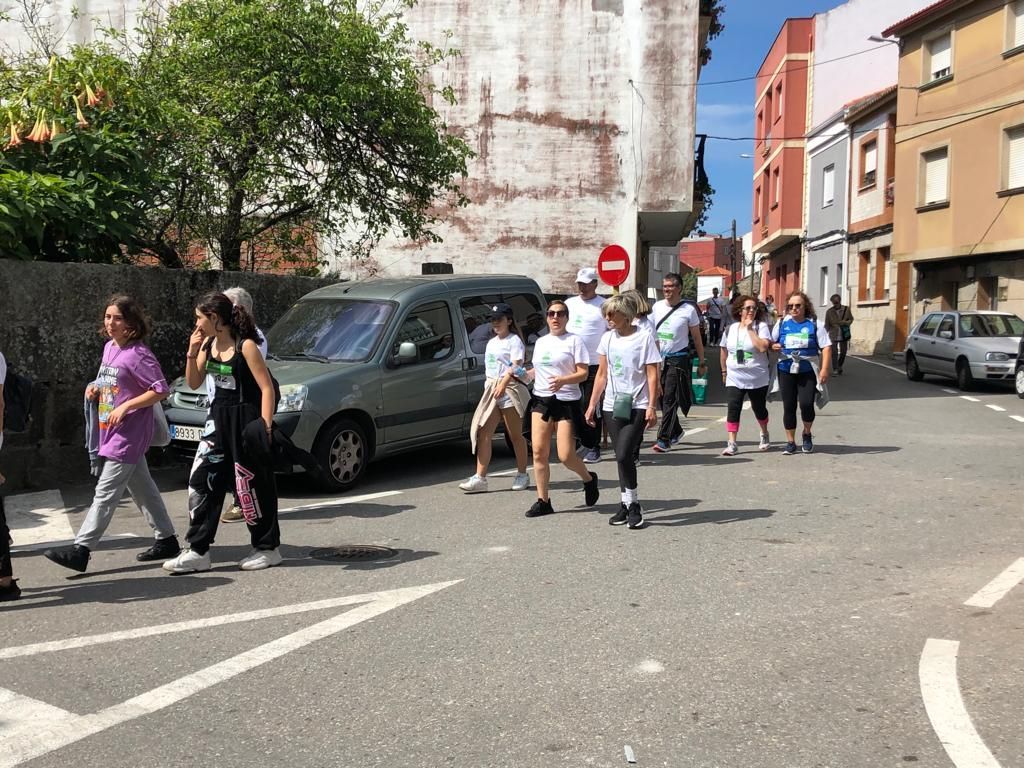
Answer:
[{"left": 810, "top": 0, "right": 929, "bottom": 129}]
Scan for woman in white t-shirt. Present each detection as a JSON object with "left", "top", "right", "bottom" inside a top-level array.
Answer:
[
  {"left": 458, "top": 303, "right": 530, "bottom": 494},
  {"left": 719, "top": 295, "right": 773, "bottom": 457},
  {"left": 585, "top": 295, "right": 661, "bottom": 529},
  {"left": 525, "top": 300, "right": 600, "bottom": 518}
]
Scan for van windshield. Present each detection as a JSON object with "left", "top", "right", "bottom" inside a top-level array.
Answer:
[{"left": 266, "top": 299, "right": 394, "bottom": 362}]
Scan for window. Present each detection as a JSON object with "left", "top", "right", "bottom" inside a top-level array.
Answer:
[
  {"left": 917, "top": 313, "right": 941, "bottom": 336},
  {"left": 819, "top": 266, "right": 829, "bottom": 306},
  {"left": 754, "top": 185, "right": 762, "bottom": 223},
  {"left": 1004, "top": 125, "right": 1024, "bottom": 191},
  {"left": 861, "top": 140, "right": 878, "bottom": 187},
  {"left": 921, "top": 147, "right": 949, "bottom": 206},
  {"left": 822, "top": 164, "right": 835, "bottom": 207},
  {"left": 775, "top": 82, "right": 783, "bottom": 122},
  {"left": 858, "top": 250, "right": 871, "bottom": 302},
  {"left": 874, "top": 247, "right": 891, "bottom": 301},
  {"left": 936, "top": 315, "right": 955, "bottom": 338},
  {"left": 392, "top": 301, "right": 455, "bottom": 363},
  {"left": 925, "top": 33, "right": 952, "bottom": 82},
  {"left": 460, "top": 293, "right": 544, "bottom": 354},
  {"left": 757, "top": 110, "right": 764, "bottom": 141},
  {"left": 772, "top": 167, "right": 780, "bottom": 206},
  {"left": 1008, "top": 0, "right": 1024, "bottom": 51}
]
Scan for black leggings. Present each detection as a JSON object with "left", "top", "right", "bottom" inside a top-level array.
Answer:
[
  {"left": 778, "top": 370, "right": 817, "bottom": 430},
  {"left": 604, "top": 409, "right": 647, "bottom": 491},
  {"left": 725, "top": 386, "right": 769, "bottom": 430},
  {"left": 0, "top": 496, "right": 11, "bottom": 579}
]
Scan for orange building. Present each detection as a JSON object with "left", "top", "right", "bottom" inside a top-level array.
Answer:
[
  {"left": 677, "top": 236, "right": 732, "bottom": 273},
  {"left": 752, "top": 18, "right": 815, "bottom": 304},
  {"left": 884, "top": 0, "right": 1024, "bottom": 319}
]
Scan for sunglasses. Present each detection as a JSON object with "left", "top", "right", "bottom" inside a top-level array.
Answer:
[
  {"left": 787, "top": 303, "right": 804, "bottom": 310},
  {"left": 742, "top": 305, "right": 757, "bottom": 312},
  {"left": 547, "top": 310, "right": 568, "bottom": 319}
]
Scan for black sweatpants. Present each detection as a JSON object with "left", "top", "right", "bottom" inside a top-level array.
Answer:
[
  {"left": 778, "top": 370, "right": 818, "bottom": 430},
  {"left": 186, "top": 402, "right": 279, "bottom": 555},
  {"left": 832, "top": 339, "right": 849, "bottom": 372},
  {"left": 657, "top": 357, "right": 691, "bottom": 443},
  {"left": 725, "top": 385, "right": 769, "bottom": 428},
  {"left": 578, "top": 365, "right": 602, "bottom": 450},
  {"left": 604, "top": 409, "right": 647, "bottom": 491},
  {"left": 709, "top": 318, "right": 722, "bottom": 345},
  {"left": 0, "top": 496, "right": 11, "bottom": 579}
]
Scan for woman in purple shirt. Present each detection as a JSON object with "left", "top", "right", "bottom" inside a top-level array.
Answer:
[{"left": 44, "top": 296, "right": 180, "bottom": 572}]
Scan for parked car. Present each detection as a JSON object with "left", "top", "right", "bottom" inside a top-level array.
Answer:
[
  {"left": 164, "top": 275, "right": 547, "bottom": 491},
  {"left": 904, "top": 310, "right": 1024, "bottom": 390},
  {"left": 1016, "top": 334, "right": 1024, "bottom": 399}
]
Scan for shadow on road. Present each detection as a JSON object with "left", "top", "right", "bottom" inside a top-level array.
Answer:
[
  {"left": 4, "top": 575, "right": 234, "bottom": 611},
  {"left": 645, "top": 507, "right": 775, "bottom": 527}
]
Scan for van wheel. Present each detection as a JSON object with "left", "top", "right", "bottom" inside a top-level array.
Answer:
[
  {"left": 905, "top": 352, "right": 924, "bottom": 382},
  {"left": 955, "top": 359, "right": 974, "bottom": 392},
  {"left": 314, "top": 418, "right": 367, "bottom": 492}
]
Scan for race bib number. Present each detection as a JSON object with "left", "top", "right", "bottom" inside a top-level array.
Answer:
[
  {"left": 213, "top": 374, "right": 237, "bottom": 390},
  {"left": 785, "top": 331, "right": 810, "bottom": 349}
]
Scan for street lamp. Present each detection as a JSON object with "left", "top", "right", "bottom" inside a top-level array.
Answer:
[{"left": 868, "top": 35, "right": 900, "bottom": 45}]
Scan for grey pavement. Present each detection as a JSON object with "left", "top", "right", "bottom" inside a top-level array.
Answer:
[{"left": 2, "top": 353, "right": 1023, "bottom": 768}]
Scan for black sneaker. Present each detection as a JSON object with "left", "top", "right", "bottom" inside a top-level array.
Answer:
[
  {"left": 525, "top": 499, "right": 554, "bottom": 518},
  {"left": 801, "top": 433, "right": 814, "bottom": 454},
  {"left": 782, "top": 442, "right": 797, "bottom": 456},
  {"left": 583, "top": 473, "right": 600, "bottom": 507},
  {"left": 43, "top": 544, "right": 90, "bottom": 573},
  {"left": 609, "top": 504, "right": 628, "bottom": 526},
  {"left": 136, "top": 535, "right": 181, "bottom": 562},
  {"left": 627, "top": 502, "right": 645, "bottom": 529},
  {"left": 0, "top": 580, "right": 21, "bottom": 601}
]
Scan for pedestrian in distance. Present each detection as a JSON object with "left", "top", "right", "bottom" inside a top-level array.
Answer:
[
  {"left": 164, "top": 292, "right": 282, "bottom": 573},
  {"left": 585, "top": 295, "right": 661, "bottom": 529},
  {"left": 0, "top": 350, "right": 19, "bottom": 600},
  {"left": 524, "top": 300, "right": 600, "bottom": 518},
  {"left": 44, "top": 295, "right": 181, "bottom": 573},
  {"left": 770, "top": 291, "right": 832, "bottom": 455},
  {"left": 824, "top": 294, "right": 854, "bottom": 375},
  {"left": 460, "top": 302, "right": 530, "bottom": 494},
  {"left": 719, "top": 295, "right": 773, "bottom": 456},
  {"left": 705, "top": 287, "right": 728, "bottom": 346},
  {"left": 565, "top": 268, "right": 607, "bottom": 464},
  {"left": 218, "top": 286, "right": 268, "bottom": 524},
  {"left": 651, "top": 272, "right": 706, "bottom": 453}
]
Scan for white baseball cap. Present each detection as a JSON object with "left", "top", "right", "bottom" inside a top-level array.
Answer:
[{"left": 576, "top": 267, "right": 599, "bottom": 284}]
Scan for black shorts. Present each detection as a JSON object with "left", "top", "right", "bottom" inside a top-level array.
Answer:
[{"left": 529, "top": 395, "right": 583, "bottom": 425}]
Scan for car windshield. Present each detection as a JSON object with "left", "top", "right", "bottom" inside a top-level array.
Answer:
[
  {"left": 266, "top": 299, "right": 394, "bottom": 362},
  {"left": 957, "top": 314, "right": 1024, "bottom": 338}
]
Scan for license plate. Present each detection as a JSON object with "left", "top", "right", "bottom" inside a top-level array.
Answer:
[{"left": 169, "top": 424, "right": 204, "bottom": 443}]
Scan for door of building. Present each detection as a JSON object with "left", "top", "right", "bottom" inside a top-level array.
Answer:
[{"left": 893, "top": 262, "right": 912, "bottom": 352}]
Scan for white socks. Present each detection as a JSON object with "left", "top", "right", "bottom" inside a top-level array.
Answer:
[{"left": 621, "top": 488, "right": 638, "bottom": 505}]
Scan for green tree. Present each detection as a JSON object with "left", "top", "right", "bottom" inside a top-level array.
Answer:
[{"left": 135, "top": 0, "right": 472, "bottom": 270}]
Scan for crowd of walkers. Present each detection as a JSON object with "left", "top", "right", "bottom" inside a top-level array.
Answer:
[{"left": 0, "top": 272, "right": 841, "bottom": 600}]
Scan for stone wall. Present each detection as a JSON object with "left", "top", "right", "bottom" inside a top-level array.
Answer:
[{"left": 0, "top": 260, "right": 334, "bottom": 491}]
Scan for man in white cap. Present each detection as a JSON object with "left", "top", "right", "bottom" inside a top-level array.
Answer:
[{"left": 565, "top": 267, "right": 606, "bottom": 463}]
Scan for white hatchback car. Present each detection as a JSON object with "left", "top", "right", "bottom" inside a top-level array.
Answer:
[{"left": 905, "top": 310, "right": 1024, "bottom": 390}]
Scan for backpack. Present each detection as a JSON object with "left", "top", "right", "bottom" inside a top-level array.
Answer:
[{"left": 3, "top": 365, "right": 34, "bottom": 433}]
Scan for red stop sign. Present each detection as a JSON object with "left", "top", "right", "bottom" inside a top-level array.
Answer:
[{"left": 597, "top": 244, "right": 631, "bottom": 287}]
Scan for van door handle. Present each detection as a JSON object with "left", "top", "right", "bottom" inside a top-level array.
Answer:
[{"left": 462, "top": 358, "right": 477, "bottom": 371}]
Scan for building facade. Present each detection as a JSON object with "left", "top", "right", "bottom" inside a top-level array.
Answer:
[
  {"left": 677, "top": 236, "right": 732, "bottom": 273},
  {"left": 805, "top": 112, "right": 850, "bottom": 315},
  {"left": 884, "top": 0, "right": 1024, "bottom": 321}
]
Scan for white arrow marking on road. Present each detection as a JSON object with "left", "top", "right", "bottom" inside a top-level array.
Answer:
[
  {"left": 0, "top": 580, "right": 460, "bottom": 767},
  {"left": 277, "top": 490, "right": 402, "bottom": 515},
  {"left": 919, "top": 638, "right": 1002, "bottom": 768},
  {"left": 3, "top": 490, "right": 73, "bottom": 547},
  {"left": 964, "top": 558, "right": 1024, "bottom": 609},
  {"left": 986, "top": 404, "right": 1006, "bottom": 412}
]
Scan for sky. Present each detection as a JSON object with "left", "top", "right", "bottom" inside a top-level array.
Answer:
[{"left": 695, "top": 0, "right": 842, "bottom": 239}]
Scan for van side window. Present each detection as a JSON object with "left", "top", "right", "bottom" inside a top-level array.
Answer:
[
  {"left": 393, "top": 301, "right": 455, "bottom": 363},
  {"left": 459, "top": 293, "right": 545, "bottom": 355}
]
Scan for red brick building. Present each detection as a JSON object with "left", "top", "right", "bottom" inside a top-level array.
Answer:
[{"left": 677, "top": 236, "right": 731, "bottom": 273}]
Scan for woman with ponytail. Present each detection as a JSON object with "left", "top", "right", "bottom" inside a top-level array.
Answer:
[{"left": 163, "top": 292, "right": 282, "bottom": 573}]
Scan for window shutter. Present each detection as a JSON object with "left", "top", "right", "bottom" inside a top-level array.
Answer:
[
  {"left": 864, "top": 143, "right": 878, "bottom": 174},
  {"left": 929, "top": 34, "right": 951, "bottom": 78},
  {"left": 1014, "top": 1, "right": 1024, "bottom": 48},
  {"left": 924, "top": 149, "right": 948, "bottom": 204},
  {"left": 823, "top": 165, "right": 835, "bottom": 205},
  {"left": 1007, "top": 126, "right": 1024, "bottom": 189}
]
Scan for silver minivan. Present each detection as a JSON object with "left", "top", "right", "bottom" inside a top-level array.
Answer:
[
  {"left": 905, "top": 310, "right": 1023, "bottom": 390},
  {"left": 165, "top": 275, "right": 547, "bottom": 491}
]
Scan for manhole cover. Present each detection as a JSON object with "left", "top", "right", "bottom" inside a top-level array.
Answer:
[{"left": 309, "top": 545, "right": 399, "bottom": 562}]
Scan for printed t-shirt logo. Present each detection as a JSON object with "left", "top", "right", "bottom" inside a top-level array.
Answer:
[
  {"left": 785, "top": 329, "right": 810, "bottom": 349},
  {"left": 97, "top": 364, "right": 119, "bottom": 425},
  {"left": 611, "top": 355, "right": 624, "bottom": 377}
]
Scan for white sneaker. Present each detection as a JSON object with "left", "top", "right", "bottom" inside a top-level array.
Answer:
[
  {"left": 759, "top": 432, "right": 771, "bottom": 451},
  {"left": 458, "top": 475, "right": 488, "bottom": 493},
  {"left": 239, "top": 548, "right": 283, "bottom": 571},
  {"left": 162, "top": 548, "right": 211, "bottom": 573},
  {"left": 511, "top": 472, "right": 530, "bottom": 491},
  {"left": 721, "top": 441, "right": 738, "bottom": 457}
]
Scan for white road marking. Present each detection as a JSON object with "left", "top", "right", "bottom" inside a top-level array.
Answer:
[
  {"left": 3, "top": 491, "right": 73, "bottom": 547},
  {"left": 486, "top": 546, "right": 510, "bottom": 553},
  {"left": 685, "top": 427, "right": 708, "bottom": 436},
  {"left": 0, "top": 581, "right": 460, "bottom": 767},
  {"left": 964, "top": 558, "right": 1024, "bottom": 608},
  {"left": 634, "top": 660, "right": 664, "bottom": 674},
  {"left": 11, "top": 533, "right": 138, "bottom": 554},
  {"left": 943, "top": 388, "right": 959, "bottom": 394},
  {"left": 490, "top": 466, "right": 534, "bottom": 477},
  {"left": 986, "top": 404, "right": 1006, "bottom": 412},
  {"left": 960, "top": 396, "right": 981, "bottom": 403},
  {"left": 278, "top": 490, "right": 402, "bottom": 515},
  {"left": 919, "top": 638, "right": 1002, "bottom": 768},
  {"left": 848, "top": 355, "right": 905, "bottom": 375},
  {"left": 1010, "top": 415, "right": 1024, "bottom": 424}
]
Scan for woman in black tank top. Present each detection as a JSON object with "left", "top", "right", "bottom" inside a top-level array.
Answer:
[{"left": 163, "top": 292, "right": 282, "bottom": 574}]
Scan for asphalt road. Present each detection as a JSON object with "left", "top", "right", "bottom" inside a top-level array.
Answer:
[{"left": 2, "top": 354, "right": 1023, "bottom": 768}]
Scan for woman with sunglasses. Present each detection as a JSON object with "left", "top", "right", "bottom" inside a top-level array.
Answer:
[
  {"left": 770, "top": 291, "right": 832, "bottom": 455},
  {"left": 525, "top": 300, "right": 600, "bottom": 518},
  {"left": 719, "top": 295, "right": 772, "bottom": 456}
]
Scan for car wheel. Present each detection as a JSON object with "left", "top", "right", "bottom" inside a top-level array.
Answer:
[
  {"left": 955, "top": 359, "right": 974, "bottom": 391},
  {"left": 1015, "top": 365, "right": 1024, "bottom": 399},
  {"left": 906, "top": 352, "right": 924, "bottom": 382},
  {"left": 314, "top": 418, "right": 368, "bottom": 492}
]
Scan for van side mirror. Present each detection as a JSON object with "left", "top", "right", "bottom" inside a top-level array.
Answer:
[
  {"left": 393, "top": 342, "right": 417, "bottom": 365},
  {"left": 938, "top": 330, "right": 954, "bottom": 340}
]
